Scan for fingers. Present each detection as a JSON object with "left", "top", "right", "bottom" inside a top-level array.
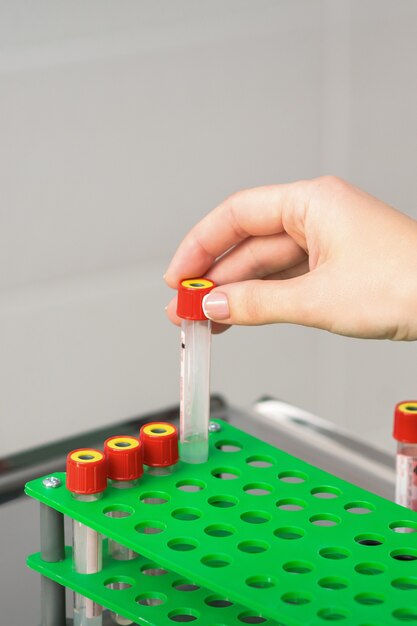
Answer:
[
  {"left": 267, "top": 258, "right": 310, "bottom": 280},
  {"left": 165, "top": 254, "right": 309, "bottom": 333},
  {"left": 206, "top": 233, "right": 307, "bottom": 285},
  {"left": 201, "top": 273, "right": 329, "bottom": 329},
  {"left": 165, "top": 295, "right": 230, "bottom": 334},
  {"left": 165, "top": 182, "right": 310, "bottom": 288}
]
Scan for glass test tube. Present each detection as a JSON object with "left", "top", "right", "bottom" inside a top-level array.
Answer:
[
  {"left": 180, "top": 317, "right": 212, "bottom": 463},
  {"left": 109, "top": 479, "right": 138, "bottom": 561},
  {"left": 104, "top": 435, "right": 143, "bottom": 625},
  {"left": 177, "top": 278, "right": 215, "bottom": 465},
  {"left": 104, "top": 435, "right": 143, "bottom": 626},
  {"left": 393, "top": 401, "right": 417, "bottom": 515},
  {"left": 66, "top": 448, "right": 107, "bottom": 626},
  {"left": 73, "top": 494, "right": 103, "bottom": 626},
  {"left": 147, "top": 465, "right": 172, "bottom": 476},
  {"left": 108, "top": 480, "right": 137, "bottom": 626},
  {"left": 396, "top": 442, "right": 417, "bottom": 511}
]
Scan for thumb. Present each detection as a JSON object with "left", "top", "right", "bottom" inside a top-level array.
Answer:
[{"left": 202, "top": 276, "right": 328, "bottom": 328}]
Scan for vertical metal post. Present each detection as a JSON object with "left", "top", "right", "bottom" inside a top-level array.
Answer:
[{"left": 40, "top": 503, "right": 66, "bottom": 626}]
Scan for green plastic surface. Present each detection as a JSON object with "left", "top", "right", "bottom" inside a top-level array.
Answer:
[
  {"left": 28, "top": 546, "right": 282, "bottom": 626},
  {"left": 26, "top": 419, "right": 417, "bottom": 625}
]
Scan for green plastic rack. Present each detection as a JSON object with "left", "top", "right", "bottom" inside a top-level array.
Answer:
[{"left": 26, "top": 419, "right": 417, "bottom": 625}]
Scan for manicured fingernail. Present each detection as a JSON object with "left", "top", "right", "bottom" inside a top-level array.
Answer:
[{"left": 203, "top": 292, "right": 230, "bottom": 320}]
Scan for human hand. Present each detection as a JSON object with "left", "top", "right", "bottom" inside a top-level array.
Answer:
[{"left": 165, "top": 177, "right": 417, "bottom": 340}]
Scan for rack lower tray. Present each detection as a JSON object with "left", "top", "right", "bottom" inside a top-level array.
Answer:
[{"left": 28, "top": 546, "right": 282, "bottom": 626}]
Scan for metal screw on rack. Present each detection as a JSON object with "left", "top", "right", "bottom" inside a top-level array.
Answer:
[
  {"left": 42, "top": 476, "right": 62, "bottom": 489},
  {"left": 208, "top": 422, "right": 221, "bottom": 433}
]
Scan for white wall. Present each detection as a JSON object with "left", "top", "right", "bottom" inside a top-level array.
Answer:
[{"left": 1, "top": 0, "right": 416, "bottom": 456}]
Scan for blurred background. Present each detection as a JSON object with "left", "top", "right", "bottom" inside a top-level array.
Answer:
[{"left": 1, "top": 0, "right": 417, "bottom": 457}]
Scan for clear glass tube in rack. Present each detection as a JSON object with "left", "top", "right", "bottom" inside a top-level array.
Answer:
[
  {"left": 66, "top": 448, "right": 107, "bottom": 626},
  {"left": 103, "top": 435, "right": 144, "bottom": 624},
  {"left": 73, "top": 494, "right": 103, "bottom": 626},
  {"left": 108, "top": 480, "right": 137, "bottom": 625}
]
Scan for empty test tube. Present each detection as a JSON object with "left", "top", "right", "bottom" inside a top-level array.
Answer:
[
  {"left": 177, "top": 278, "right": 215, "bottom": 464},
  {"left": 393, "top": 401, "right": 417, "bottom": 512},
  {"left": 104, "top": 436, "right": 143, "bottom": 626},
  {"left": 66, "top": 449, "right": 107, "bottom": 626}
]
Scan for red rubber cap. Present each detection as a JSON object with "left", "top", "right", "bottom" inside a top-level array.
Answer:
[
  {"left": 104, "top": 436, "right": 143, "bottom": 481},
  {"left": 393, "top": 401, "right": 417, "bottom": 443},
  {"left": 66, "top": 449, "right": 107, "bottom": 494},
  {"left": 139, "top": 422, "right": 179, "bottom": 467},
  {"left": 177, "top": 278, "right": 215, "bottom": 321}
]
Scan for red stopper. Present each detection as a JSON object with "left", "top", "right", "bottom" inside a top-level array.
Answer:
[
  {"left": 139, "top": 422, "right": 179, "bottom": 467},
  {"left": 393, "top": 401, "right": 417, "bottom": 443},
  {"left": 104, "top": 436, "right": 143, "bottom": 481},
  {"left": 66, "top": 448, "right": 107, "bottom": 494},
  {"left": 177, "top": 278, "right": 215, "bottom": 321}
]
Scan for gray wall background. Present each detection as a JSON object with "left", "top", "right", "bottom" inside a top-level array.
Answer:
[{"left": 1, "top": 0, "right": 416, "bottom": 456}]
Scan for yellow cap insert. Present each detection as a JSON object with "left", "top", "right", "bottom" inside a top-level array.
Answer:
[
  {"left": 181, "top": 279, "right": 214, "bottom": 290},
  {"left": 69, "top": 449, "right": 103, "bottom": 464},
  {"left": 142, "top": 422, "right": 176, "bottom": 437}
]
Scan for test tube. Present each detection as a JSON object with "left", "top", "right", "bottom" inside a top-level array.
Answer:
[
  {"left": 66, "top": 449, "right": 107, "bottom": 626},
  {"left": 104, "top": 436, "right": 143, "bottom": 626},
  {"left": 393, "top": 401, "right": 417, "bottom": 512},
  {"left": 177, "top": 278, "right": 215, "bottom": 464}
]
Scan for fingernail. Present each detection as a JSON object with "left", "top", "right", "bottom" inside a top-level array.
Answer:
[{"left": 203, "top": 292, "right": 230, "bottom": 320}]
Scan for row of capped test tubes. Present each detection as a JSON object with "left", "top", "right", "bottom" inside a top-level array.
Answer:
[{"left": 67, "top": 422, "right": 179, "bottom": 626}]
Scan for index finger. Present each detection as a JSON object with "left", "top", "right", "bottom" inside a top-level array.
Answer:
[{"left": 164, "top": 182, "right": 308, "bottom": 288}]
